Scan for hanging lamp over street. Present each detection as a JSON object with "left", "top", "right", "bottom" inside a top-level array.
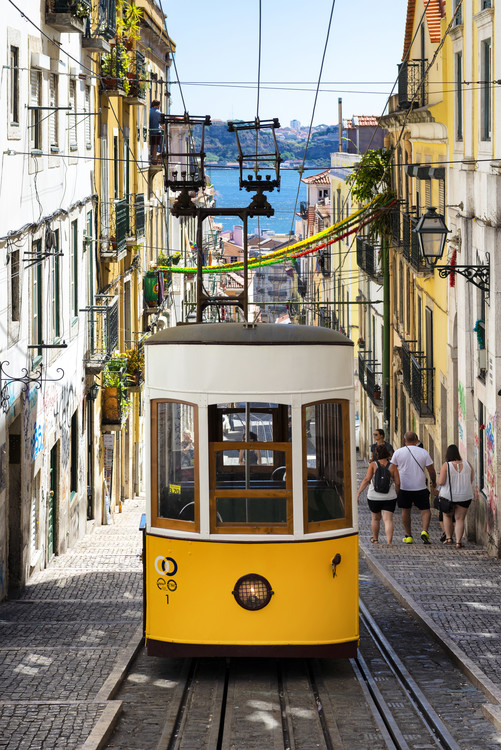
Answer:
[{"left": 413, "top": 206, "right": 449, "bottom": 267}]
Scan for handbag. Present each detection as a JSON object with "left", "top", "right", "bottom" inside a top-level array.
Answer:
[{"left": 438, "top": 464, "right": 454, "bottom": 514}]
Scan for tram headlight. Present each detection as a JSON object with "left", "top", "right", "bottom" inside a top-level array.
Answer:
[{"left": 232, "top": 574, "right": 273, "bottom": 611}]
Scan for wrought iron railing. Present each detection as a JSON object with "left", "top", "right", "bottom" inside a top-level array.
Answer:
[
  {"left": 84, "top": 0, "right": 116, "bottom": 41},
  {"left": 82, "top": 294, "right": 119, "bottom": 372},
  {"left": 411, "top": 355, "right": 434, "bottom": 416},
  {"left": 358, "top": 350, "right": 383, "bottom": 405},
  {"left": 356, "top": 236, "right": 382, "bottom": 281},
  {"left": 402, "top": 213, "right": 428, "bottom": 273},
  {"left": 402, "top": 339, "right": 434, "bottom": 416},
  {"left": 128, "top": 193, "right": 145, "bottom": 238},
  {"left": 126, "top": 50, "right": 147, "bottom": 101},
  {"left": 397, "top": 59, "right": 427, "bottom": 109},
  {"left": 391, "top": 207, "right": 401, "bottom": 246},
  {"left": 101, "top": 198, "right": 128, "bottom": 256},
  {"left": 48, "top": 0, "right": 91, "bottom": 13}
]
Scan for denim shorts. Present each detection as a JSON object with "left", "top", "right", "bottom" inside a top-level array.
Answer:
[{"left": 397, "top": 488, "right": 430, "bottom": 510}]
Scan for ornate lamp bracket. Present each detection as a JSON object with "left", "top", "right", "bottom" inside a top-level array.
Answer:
[{"left": 437, "top": 254, "right": 490, "bottom": 294}]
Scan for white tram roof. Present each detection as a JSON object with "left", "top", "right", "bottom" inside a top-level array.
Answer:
[{"left": 145, "top": 323, "right": 353, "bottom": 347}]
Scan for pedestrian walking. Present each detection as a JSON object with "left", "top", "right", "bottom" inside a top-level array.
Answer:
[
  {"left": 437, "top": 444, "right": 474, "bottom": 548},
  {"left": 391, "top": 431, "right": 437, "bottom": 544},
  {"left": 370, "top": 428, "right": 393, "bottom": 461},
  {"left": 357, "top": 444, "right": 400, "bottom": 545}
]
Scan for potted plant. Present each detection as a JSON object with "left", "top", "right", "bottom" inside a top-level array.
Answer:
[
  {"left": 102, "top": 356, "right": 129, "bottom": 425},
  {"left": 373, "top": 384, "right": 382, "bottom": 400},
  {"left": 116, "top": 0, "right": 143, "bottom": 47},
  {"left": 124, "top": 346, "right": 144, "bottom": 387},
  {"left": 74, "top": 1, "right": 91, "bottom": 18},
  {"left": 101, "top": 45, "right": 130, "bottom": 92}
]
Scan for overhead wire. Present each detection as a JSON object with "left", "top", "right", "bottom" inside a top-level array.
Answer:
[{"left": 7, "top": 0, "right": 168, "bottom": 211}]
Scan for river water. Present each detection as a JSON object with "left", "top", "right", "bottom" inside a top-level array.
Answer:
[{"left": 206, "top": 167, "right": 306, "bottom": 235}]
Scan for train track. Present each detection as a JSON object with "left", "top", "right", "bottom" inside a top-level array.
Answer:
[
  {"left": 105, "top": 614, "right": 466, "bottom": 750},
  {"left": 355, "top": 599, "right": 461, "bottom": 750}
]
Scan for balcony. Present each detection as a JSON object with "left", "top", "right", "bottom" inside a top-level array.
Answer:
[
  {"left": 397, "top": 59, "right": 427, "bottom": 110},
  {"left": 402, "top": 213, "right": 428, "bottom": 274},
  {"left": 358, "top": 350, "right": 383, "bottom": 407},
  {"left": 100, "top": 198, "right": 128, "bottom": 258},
  {"left": 82, "top": 0, "right": 116, "bottom": 52},
  {"left": 128, "top": 193, "right": 145, "bottom": 240},
  {"left": 82, "top": 294, "right": 119, "bottom": 373},
  {"left": 46, "top": 0, "right": 91, "bottom": 33},
  {"left": 356, "top": 236, "right": 382, "bottom": 282},
  {"left": 402, "top": 340, "right": 434, "bottom": 417},
  {"left": 100, "top": 44, "right": 128, "bottom": 95},
  {"left": 391, "top": 207, "right": 401, "bottom": 246},
  {"left": 125, "top": 51, "right": 147, "bottom": 104}
]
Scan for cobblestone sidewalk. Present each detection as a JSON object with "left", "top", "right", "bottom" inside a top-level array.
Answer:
[
  {"left": 356, "top": 455, "right": 501, "bottom": 725},
  {"left": 0, "top": 497, "right": 144, "bottom": 750}
]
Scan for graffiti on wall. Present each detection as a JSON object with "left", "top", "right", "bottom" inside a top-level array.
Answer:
[
  {"left": 458, "top": 381, "right": 467, "bottom": 460},
  {"left": 484, "top": 415, "right": 498, "bottom": 535},
  {"left": 23, "top": 387, "right": 44, "bottom": 463}
]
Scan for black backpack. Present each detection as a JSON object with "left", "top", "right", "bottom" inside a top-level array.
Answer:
[{"left": 373, "top": 460, "right": 391, "bottom": 493}]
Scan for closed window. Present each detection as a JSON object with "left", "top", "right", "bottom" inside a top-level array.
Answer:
[
  {"left": 10, "top": 46, "right": 19, "bottom": 125},
  {"left": 49, "top": 73, "right": 59, "bottom": 149},
  {"left": 51, "top": 229, "right": 60, "bottom": 340},
  {"left": 70, "top": 220, "right": 78, "bottom": 319},
  {"left": 32, "top": 240, "right": 43, "bottom": 361},
  {"left": 481, "top": 39, "right": 492, "bottom": 141},
  {"left": 84, "top": 85, "right": 91, "bottom": 148},
  {"left": 455, "top": 51, "right": 463, "bottom": 141},
  {"left": 69, "top": 79, "right": 78, "bottom": 150},
  {"left": 30, "top": 69, "right": 42, "bottom": 150}
]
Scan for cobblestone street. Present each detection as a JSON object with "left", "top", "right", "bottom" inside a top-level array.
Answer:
[
  {"left": 357, "top": 455, "right": 501, "bottom": 729},
  {"left": 2, "top": 465, "right": 501, "bottom": 747},
  {"left": 0, "top": 498, "right": 144, "bottom": 750}
]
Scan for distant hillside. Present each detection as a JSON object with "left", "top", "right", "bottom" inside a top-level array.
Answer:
[{"left": 195, "top": 120, "right": 342, "bottom": 167}]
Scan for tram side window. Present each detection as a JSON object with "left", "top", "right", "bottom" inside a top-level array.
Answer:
[
  {"left": 303, "top": 401, "right": 352, "bottom": 530},
  {"left": 155, "top": 401, "right": 197, "bottom": 524}
]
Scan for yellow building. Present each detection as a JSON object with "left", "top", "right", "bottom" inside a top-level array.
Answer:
[
  {"left": 381, "top": 0, "right": 450, "bottom": 465},
  {"left": 84, "top": 0, "right": 174, "bottom": 514}
]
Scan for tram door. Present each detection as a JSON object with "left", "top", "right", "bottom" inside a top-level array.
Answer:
[{"left": 208, "top": 403, "right": 293, "bottom": 532}]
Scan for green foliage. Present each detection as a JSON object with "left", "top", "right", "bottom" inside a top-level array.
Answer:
[
  {"left": 102, "top": 355, "right": 130, "bottom": 419},
  {"left": 346, "top": 148, "right": 396, "bottom": 240},
  {"left": 116, "top": 0, "right": 143, "bottom": 42}
]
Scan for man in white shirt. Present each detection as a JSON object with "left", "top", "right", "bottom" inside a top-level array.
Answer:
[{"left": 391, "top": 431, "right": 437, "bottom": 545}]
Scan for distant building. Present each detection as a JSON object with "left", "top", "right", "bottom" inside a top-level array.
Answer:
[
  {"left": 290, "top": 119, "right": 301, "bottom": 131},
  {"left": 343, "top": 116, "right": 387, "bottom": 153}
]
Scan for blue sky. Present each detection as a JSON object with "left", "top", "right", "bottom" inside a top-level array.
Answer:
[{"left": 159, "top": 0, "right": 409, "bottom": 127}]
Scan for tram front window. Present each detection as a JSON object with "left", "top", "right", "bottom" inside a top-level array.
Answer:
[
  {"left": 303, "top": 400, "right": 352, "bottom": 530},
  {"left": 154, "top": 401, "right": 197, "bottom": 525}
]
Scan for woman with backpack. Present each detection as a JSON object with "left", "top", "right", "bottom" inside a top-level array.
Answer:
[{"left": 357, "top": 444, "right": 400, "bottom": 544}]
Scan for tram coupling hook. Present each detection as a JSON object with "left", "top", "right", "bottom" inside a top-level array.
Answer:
[{"left": 331, "top": 554, "right": 341, "bottom": 577}]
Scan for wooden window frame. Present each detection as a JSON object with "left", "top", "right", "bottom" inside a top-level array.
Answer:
[
  {"left": 150, "top": 399, "right": 200, "bottom": 532},
  {"left": 209, "top": 441, "right": 293, "bottom": 535},
  {"left": 302, "top": 399, "right": 353, "bottom": 534}
]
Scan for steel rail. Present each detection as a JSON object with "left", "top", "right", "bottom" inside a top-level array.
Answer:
[{"left": 356, "top": 599, "right": 462, "bottom": 750}]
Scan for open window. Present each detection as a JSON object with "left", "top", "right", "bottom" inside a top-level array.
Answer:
[
  {"left": 151, "top": 399, "right": 199, "bottom": 531},
  {"left": 208, "top": 402, "right": 292, "bottom": 534},
  {"left": 303, "top": 400, "right": 353, "bottom": 533}
]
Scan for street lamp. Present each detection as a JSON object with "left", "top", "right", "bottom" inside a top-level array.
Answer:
[
  {"left": 414, "top": 206, "right": 490, "bottom": 293},
  {"left": 413, "top": 206, "right": 449, "bottom": 267}
]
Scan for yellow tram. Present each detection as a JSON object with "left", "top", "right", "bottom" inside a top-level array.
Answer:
[{"left": 142, "top": 322, "right": 359, "bottom": 657}]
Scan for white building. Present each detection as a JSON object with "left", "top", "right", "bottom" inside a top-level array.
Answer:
[{"left": 0, "top": 1, "right": 98, "bottom": 596}]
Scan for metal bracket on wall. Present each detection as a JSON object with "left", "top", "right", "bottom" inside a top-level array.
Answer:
[{"left": 0, "top": 361, "right": 64, "bottom": 414}]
